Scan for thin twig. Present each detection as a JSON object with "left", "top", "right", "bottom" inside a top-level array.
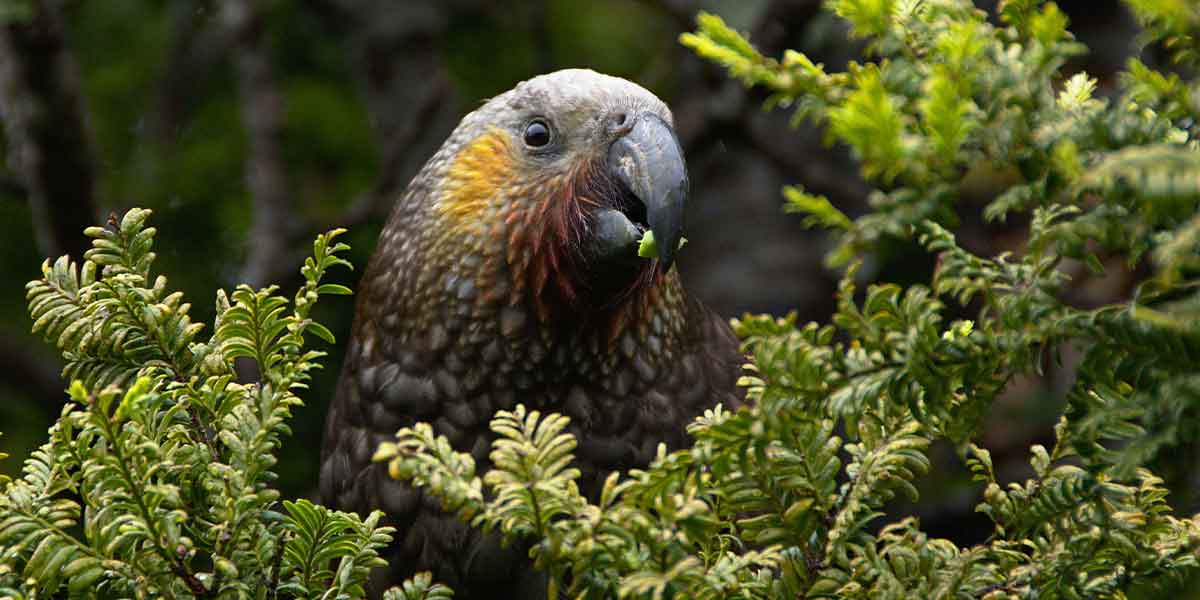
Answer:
[
  {"left": 266, "top": 526, "right": 291, "bottom": 598},
  {"left": 97, "top": 398, "right": 213, "bottom": 597}
]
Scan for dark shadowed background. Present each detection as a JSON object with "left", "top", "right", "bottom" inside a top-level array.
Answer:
[{"left": 0, "top": 0, "right": 1153, "bottom": 550}]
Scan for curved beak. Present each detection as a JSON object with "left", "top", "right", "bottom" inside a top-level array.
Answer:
[{"left": 607, "top": 113, "right": 688, "bottom": 272}]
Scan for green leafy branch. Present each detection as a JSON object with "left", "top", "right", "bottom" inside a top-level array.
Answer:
[
  {"left": 376, "top": 2, "right": 1200, "bottom": 598},
  {"left": 2, "top": 209, "right": 403, "bottom": 598}
]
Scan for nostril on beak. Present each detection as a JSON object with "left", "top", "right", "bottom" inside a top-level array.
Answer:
[{"left": 611, "top": 112, "right": 631, "bottom": 134}]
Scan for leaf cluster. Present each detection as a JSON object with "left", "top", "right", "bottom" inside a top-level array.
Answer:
[
  {"left": 380, "top": 1, "right": 1200, "bottom": 598},
  {"left": 1, "top": 210, "right": 425, "bottom": 598}
]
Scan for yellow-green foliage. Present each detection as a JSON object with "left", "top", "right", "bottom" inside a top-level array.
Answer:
[
  {"left": 0, "top": 210, "right": 447, "bottom": 599},
  {"left": 376, "top": 1, "right": 1200, "bottom": 598},
  {"left": 5, "top": 0, "right": 1200, "bottom": 598}
]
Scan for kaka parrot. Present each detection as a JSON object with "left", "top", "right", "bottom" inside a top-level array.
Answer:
[{"left": 319, "top": 69, "right": 744, "bottom": 597}]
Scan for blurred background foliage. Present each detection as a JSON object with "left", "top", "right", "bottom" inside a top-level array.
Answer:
[{"left": 0, "top": 0, "right": 1162, "bottom": 550}]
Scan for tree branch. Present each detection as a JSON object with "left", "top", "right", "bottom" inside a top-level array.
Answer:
[
  {"left": 332, "top": 71, "right": 451, "bottom": 232},
  {"left": 0, "top": 0, "right": 99, "bottom": 261},
  {"left": 222, "top": 0, "right": 291, "bottom": 289}
]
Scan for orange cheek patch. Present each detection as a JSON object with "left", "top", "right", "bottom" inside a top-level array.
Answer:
[{"left": 438, "top": 129, "right": 517, "bottom": 231}]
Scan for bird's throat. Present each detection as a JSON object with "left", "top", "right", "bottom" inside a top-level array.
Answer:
[{"left": 431, "top": 131, "right": 663, "bottom": 329}]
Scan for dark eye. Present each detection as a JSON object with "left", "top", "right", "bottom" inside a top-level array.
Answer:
[{"left": 523, "top": 119, "right": 552, "bottom": 148}]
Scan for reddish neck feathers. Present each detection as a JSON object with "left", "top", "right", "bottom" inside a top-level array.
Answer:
[
  {"left": 531, "top": 163, "right": 593, "bottom": 309},
  {"left": 436, "top": 131, "right": 665, "bottom": 338},
  {"left": 510, "top": 161, "right": 659, "bottom": 327}
]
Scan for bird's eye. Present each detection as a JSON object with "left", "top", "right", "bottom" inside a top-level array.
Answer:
[{"left": 523, "top": 119, "right": 552, "bottom": 148}]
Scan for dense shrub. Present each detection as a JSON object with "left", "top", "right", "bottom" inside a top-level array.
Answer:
[
  {"left": 1, "top": 209, "right": 451, "bottom": 598},
  {"left": 376, "top": 1, "right": 1200, "bottom": 598},
  {"left": 3, "top": 0, "right": 1200, "bottom": 598}
]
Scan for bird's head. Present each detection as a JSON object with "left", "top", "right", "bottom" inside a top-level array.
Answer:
[{"left": 425, "top": 69, "right": 688, "bottom": 317}]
